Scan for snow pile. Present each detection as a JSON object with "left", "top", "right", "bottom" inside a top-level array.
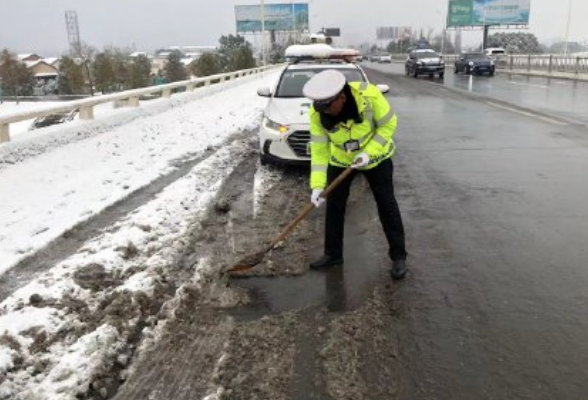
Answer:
[{"left": 0, "top": 140, "right": 252, "bottom": 400}]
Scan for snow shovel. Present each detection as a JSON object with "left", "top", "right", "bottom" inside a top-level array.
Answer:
[{"left": 228, "top": 166, "right": 355, "bottom": 274}]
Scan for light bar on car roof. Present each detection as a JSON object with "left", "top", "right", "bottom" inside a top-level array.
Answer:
[{"left": 285, "top": 44, "right": 360, "bottom": 62}]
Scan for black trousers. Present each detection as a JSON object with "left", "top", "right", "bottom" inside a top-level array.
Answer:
[{"left": 324, "top": 158, "right": 407, "bottom": 261}]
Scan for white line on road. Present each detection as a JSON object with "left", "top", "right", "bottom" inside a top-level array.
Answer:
[
  {"left": 485, "top": 101, "right": 569, "bottom": 126},
  {"left": 508, "top": 80, "right": 549, "bottom": 89}
]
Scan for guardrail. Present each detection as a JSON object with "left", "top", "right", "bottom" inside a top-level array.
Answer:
[
  {"left": 0, "top": 65, "right": 283, "bottom": 143},
  {"left": 503, "top": 55, "right": 588, "bottom": 74}
]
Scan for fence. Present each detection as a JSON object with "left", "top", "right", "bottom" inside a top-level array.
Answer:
[
  {"left": 389, "top": 54, "right": 588, "bottom": 75},
  {"left": 0, "top": 65, "right": 282, "bottom": 143}
]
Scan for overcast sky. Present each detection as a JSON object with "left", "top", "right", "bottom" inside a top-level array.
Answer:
[{"left": 1, "top": 0, "right": 587, "bottom": 55}]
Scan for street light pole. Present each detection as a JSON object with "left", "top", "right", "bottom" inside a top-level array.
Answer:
[
  {"left": 563, "top": 0, "right": 573, "bottom": 55},
  {"left": 261, "top": 0, "right": 267, "bottom": 65}
]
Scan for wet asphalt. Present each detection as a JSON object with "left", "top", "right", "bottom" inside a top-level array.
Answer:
[
  {"left": 361, "top": 65, "right": 588, "bottom": 399},
  {"left": 368, "top": 61, "right": 588, "bottom": 126}
]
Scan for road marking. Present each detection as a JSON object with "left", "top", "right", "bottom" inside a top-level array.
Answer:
[
  {"left": 485, "top": 101, "right": 568, "bottom": 126},
  {"left": 508, "top": 81, "right": 549, "bottom": 89}
]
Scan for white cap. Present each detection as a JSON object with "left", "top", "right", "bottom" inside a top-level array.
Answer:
[{"left": 302, "top": 69, "right": 346, "bottom": 102}]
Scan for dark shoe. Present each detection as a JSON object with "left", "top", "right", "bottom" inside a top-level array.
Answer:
[
  {"left": 310, "top": 255, "right": 343, "bottom": 270},
  {"left": 390, "top": 259, "right": 408, "bottom": 280}
]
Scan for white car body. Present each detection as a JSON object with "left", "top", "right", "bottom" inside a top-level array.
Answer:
[{"left": 257, "top": 63, "right": 371, "bottom": 165}]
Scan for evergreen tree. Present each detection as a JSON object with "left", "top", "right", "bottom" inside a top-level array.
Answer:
[
  {"left": 58, "top": 56, "right": 85, "bottom": 94},
  {"left": 232, "top": 46, "right": 256, "bottom": 71},
  {"left": 190, "top": 53, "right": 221, "bottom": 77},
  {"left": 0, "top": 49, "right": 35, "bottom": 98},
  {"left": 129, "top": 55, "right": 152, "bottom": 88},
  {"left": 487, "top": 32, "right": 542, "bottom": 54},
  {"left": 93, "top": 53, "right": 116, "bottom": 93},
  {"left": 164, "top": 51, "right": 187, "bottom": 82},
  {"left": 218, "top": 34, "right": 257, "bottom": 72}
]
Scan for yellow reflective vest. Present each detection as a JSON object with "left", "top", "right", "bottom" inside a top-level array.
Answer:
[{"left": 309, "top": 81, "right": 398, "bottom": 189}]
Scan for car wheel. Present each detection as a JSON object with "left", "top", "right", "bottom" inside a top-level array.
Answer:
[
  {"left": 439, "top": 72, "right": 445, "bottom": 79},
  {"left": 413, "top": 68, "right": 419, "bottom": 78},
  {"left": 428, "top": 73, "right": 434, "bottom": 78},
  {"left": 489, "top": 70, "right": 495, "bottom": 76},
  {"left": 260, "top": 153, "right": 269, "bottom": 166}
]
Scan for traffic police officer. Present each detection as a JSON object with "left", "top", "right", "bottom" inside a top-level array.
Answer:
[{"left": 302, "top": 69, "right": 408, "bottom": 279}]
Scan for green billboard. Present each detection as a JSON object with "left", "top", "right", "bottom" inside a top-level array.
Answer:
[{"left": 447, "top": 0, "right": 531, "bottom": 27}]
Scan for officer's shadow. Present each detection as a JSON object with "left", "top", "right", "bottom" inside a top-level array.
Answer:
[{"left": 324, "top": 265, "right": 348, "bottom": 313}]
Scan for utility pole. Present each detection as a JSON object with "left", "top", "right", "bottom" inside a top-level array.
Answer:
[
  {"left": 563, "top": 0, "right": 573, "bottom": 55},
  {"left": 261, "top": 0, "right": 267, "bottom": 66}
]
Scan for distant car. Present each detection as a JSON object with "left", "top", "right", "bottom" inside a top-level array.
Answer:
[
  {"left": 484, "top": 47, "right": 506, "bottom": 57},
  {"left": 369, "top": 54, "right": 380, "bottom": 62},
  {"left": 379, "top": 54, "right": 392, "bottom": 63},
  {"left": 404, "top": 49, "right": 445, "bottom": 78},
  {"left": 484, "top": 47, "right": 508, "bottom": 67},
  {"left": 454, "top": 53, "right": 495, "bottom": 76},
  {"left": 256, "top": 47, "right": 390, "bottom": 165}
]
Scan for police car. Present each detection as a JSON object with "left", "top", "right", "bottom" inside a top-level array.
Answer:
[{"left": 257, "top": 44, "right": 390, "bottom": 165}]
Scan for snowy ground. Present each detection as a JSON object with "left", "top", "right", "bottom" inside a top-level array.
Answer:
[
  {"left": 0, "top": 72, "right": 280, "bottom": 275},
  {"left": 0, "top": 70, "right": 281, "bottom": 399}
]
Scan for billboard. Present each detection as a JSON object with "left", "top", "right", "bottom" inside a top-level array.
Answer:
[
  {"left": 235, "top": 3, "right": 309, "bottom": 33},
  {"left": 447, "top": 0, "right": 530, "bottom": 27},
  {"left": 376, "top": 26, "right": 413, "bottom": 41}
]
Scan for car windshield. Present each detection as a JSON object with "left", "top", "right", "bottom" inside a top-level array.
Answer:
[
  {"left": 465, "top": 53, "right": 488, "bottom": 60},
  {"left": 275, "top": 68, "right": 365, "bottom": 98},
  {"left": 415, "top": 51, "right": 437, "bottom": 59}
]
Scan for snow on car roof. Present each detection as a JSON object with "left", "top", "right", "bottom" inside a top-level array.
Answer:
[{"left": 285, "top": 63, "right": 362, "bottom": 70}]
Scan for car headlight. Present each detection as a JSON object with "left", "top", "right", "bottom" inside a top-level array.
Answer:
[
  {"left": 417, "top": 61, "right": 423, "bottom": 65},
  {"left": 440, "top": 60, "right": 445, "bottom": 64},
  {"left": 264, "top": 117, "right": 289, "bottom": 134},
  {"left": 490, "top": 60, "right": 495, "bottom": 66},
  {"left": 469, "top": 61, "right": 474, "bottom": 66}
]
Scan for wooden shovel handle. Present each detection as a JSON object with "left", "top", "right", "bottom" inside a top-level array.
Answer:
[{"left": 267, "top": 167, "right": 354, "bottom": 249}]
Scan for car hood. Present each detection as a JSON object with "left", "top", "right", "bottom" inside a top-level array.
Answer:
[
  {"left": 418, "top": 57, "right": 442, "bottom": 63},
  {"left": 265, "top": 97, "right": 312, "bottom": 126}
]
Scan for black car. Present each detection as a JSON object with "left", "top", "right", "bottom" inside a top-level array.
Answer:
[
  {"left": 454, "top": 53, "right": 495, "bottom": 76},
  {"left": 405, "top": 49, "right": 445, "bottom": 79}
]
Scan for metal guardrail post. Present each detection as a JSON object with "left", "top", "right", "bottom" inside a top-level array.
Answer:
[
  {"left": 162, "top": 88, "right": 172, "bottom": 98},
  {"left": 527, "top": 55, "right": 531, "bottom": 71},
  {"left": 510, "top": 56, "right": 514, "bottom": 70},
  {"left": 548, "top": 55, "right": 553, "bottom": 73},
  {"left": 128, "top": 97, "right": 140, "bottom": 107},
  {"left": 0, "top": 124, "right": 10, "bottom": 143},
  {"left": 187, "top": 82, "right": 196, "bottom": 91},
  {"left": 575, "top": 57, "right": 580, "bottom": 74}
]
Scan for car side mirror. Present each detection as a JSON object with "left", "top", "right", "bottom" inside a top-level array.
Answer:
[
  {"left": 376, "top": 84, "right": 390, "bottom": 94},
  {"left": 257, "top": 87, "right": 272, "bottom": 97}
]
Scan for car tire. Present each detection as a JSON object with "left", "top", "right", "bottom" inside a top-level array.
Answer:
[
  {"left": 413, "top": 68, "right": 419, "bottom": 78},
  {"left": 439, "top": 72, "right": 445, "bottom": 79},
  {"left": 429, "top": 73, "right": 434, "bottom": 78},
  {"left": 489, "top": 70, "right": 495, "bottom": 76},
  {"left": 260, "top": 153, "right": 269, "bottom": 166}
]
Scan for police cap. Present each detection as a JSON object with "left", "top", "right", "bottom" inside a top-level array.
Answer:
[{"left": 303, "top": 70, "right": 346, "bottom": 111}]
